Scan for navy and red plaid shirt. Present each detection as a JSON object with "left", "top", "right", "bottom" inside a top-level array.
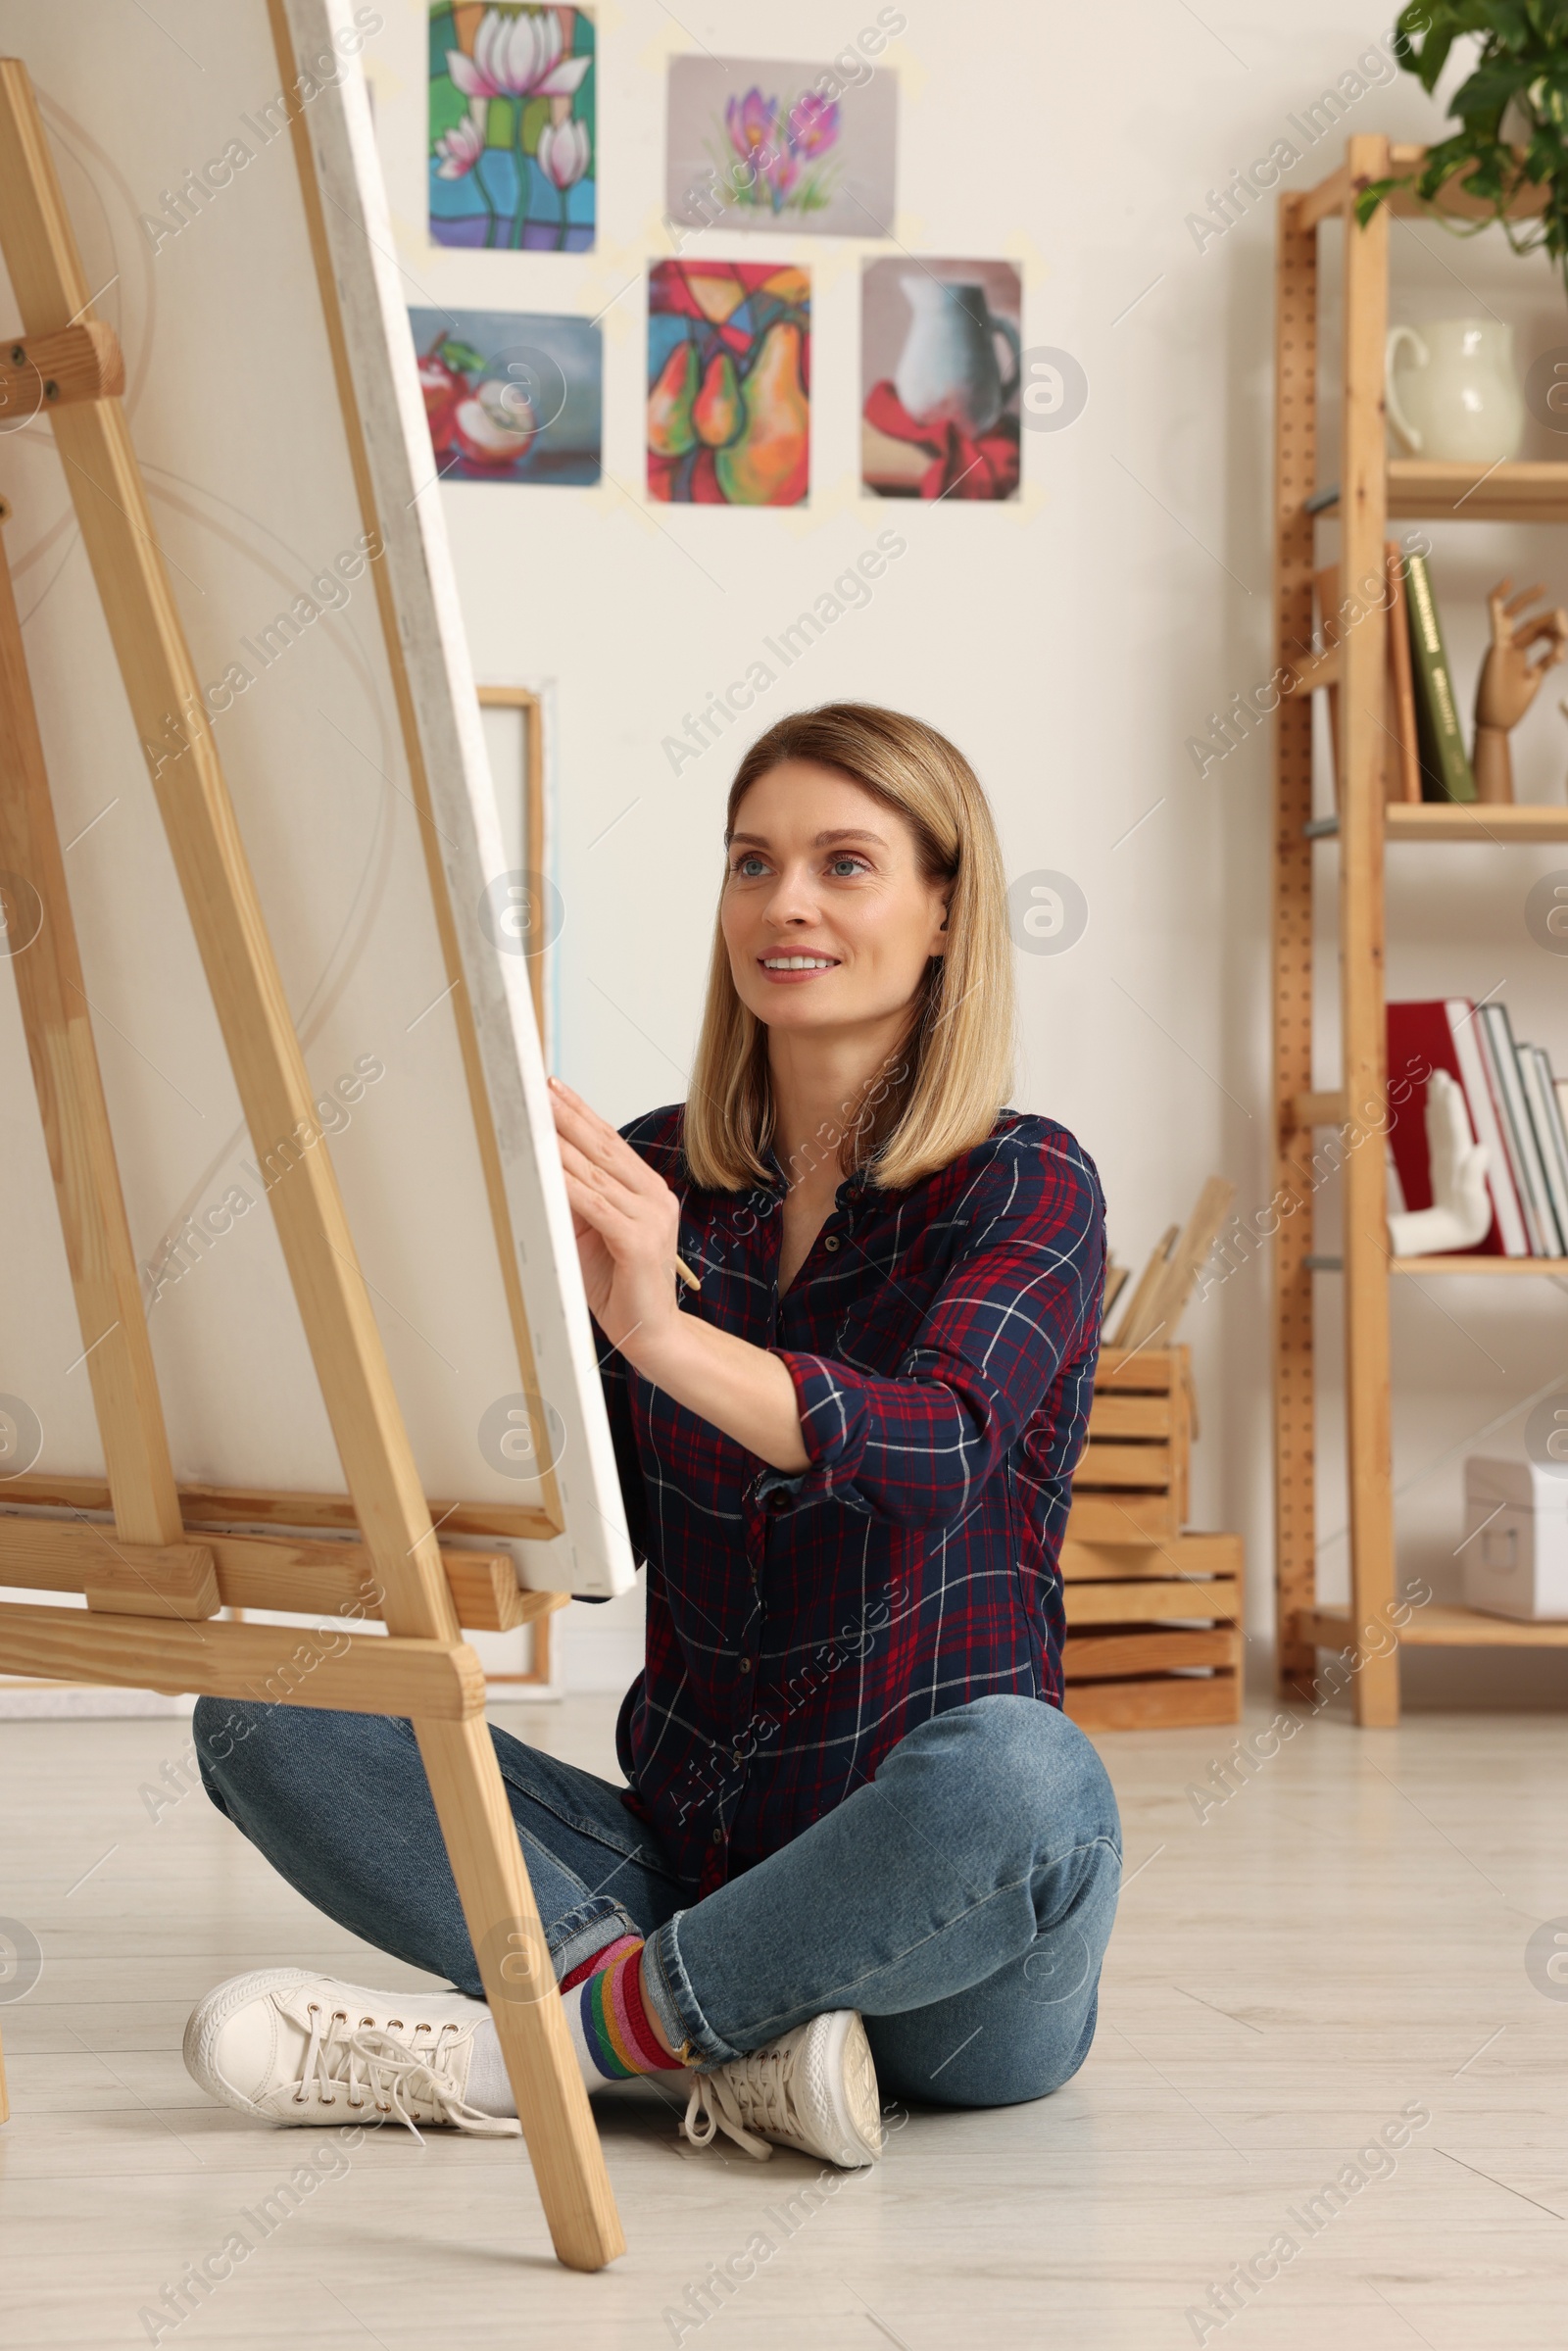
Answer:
[{"left": 599, "top": 1106, "right": 1105, "bottom": 1897}]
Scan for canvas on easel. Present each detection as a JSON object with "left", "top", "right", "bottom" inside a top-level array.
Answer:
[
  {"left": 0, "top": 4, "right": 630, "bottom": 2274},
  {"left": 0, "top": 0, "right": 633, "bottom": 1602}
]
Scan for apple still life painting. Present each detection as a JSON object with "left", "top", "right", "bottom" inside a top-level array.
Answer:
[{"left": 410, "top": 308, "right": 603, "bottom": 483}]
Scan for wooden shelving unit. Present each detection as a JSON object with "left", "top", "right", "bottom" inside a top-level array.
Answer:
[
  {"left": 1387, "top": 803, "right": 1568, "bottom": 843},
  {"left": 1272, "top": 134, "right": 1568, "bottom": 1726}
]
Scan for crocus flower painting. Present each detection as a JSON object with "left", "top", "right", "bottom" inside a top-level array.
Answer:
[
  {"left": 409, "top": 309, "right": 602, "bottom": 485},
  {"left": 429, "top": 5, "right": 595, "bottom": 251},
  {"left": 647, "top": 263, "right": 809, "bottom": 507},
  {"left": 665, "top": 56, "right": 896, "bottom": 240},
  {"left": 860, "top": 259, "right": 1021, "bottom": 502}
]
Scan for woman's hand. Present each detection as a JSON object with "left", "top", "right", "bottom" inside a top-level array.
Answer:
[
  {"left": 548, "top": 1079, "right": 684, "bottom": 1357},
  {"left": 547, "top": 1078, "right": 808, "bottom": 1468}
]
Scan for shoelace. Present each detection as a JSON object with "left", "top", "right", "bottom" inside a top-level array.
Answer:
[
  {"left": 292, "top": 2006, "right": 521, "bottom": 2142},
  {"left": 682, "top": 2043, "right": 800, "bottom": 2162}
]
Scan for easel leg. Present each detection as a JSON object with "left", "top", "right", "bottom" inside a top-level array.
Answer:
[{"left": 416, "top": 1718, "right": 624, "bottom": 2273}]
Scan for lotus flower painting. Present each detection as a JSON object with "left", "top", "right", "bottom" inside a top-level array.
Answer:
[
  {"left": 429, "top": 5, "right": 595, "bottom": 251},
  {"left": 409, "top": 309, "right": 602, "bottom": 485},
  {"left": 647, "top": 264, "right": 809, "bottom": 507},
  {"left": 664, "top": 56, "right": 897, "bottom": 240}
]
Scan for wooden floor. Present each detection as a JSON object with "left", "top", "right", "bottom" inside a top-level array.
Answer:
[{"left": 2, "top": 1695, "right": 1565, "bottom": 2347}]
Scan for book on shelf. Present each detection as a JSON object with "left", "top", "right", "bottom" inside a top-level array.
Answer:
[
  {"left": 1310, "top": 563, "right": 1344, "bottom": 806},
  {"left": 1386, "top": 999, "right": 1522, "bottom": 1255},
  {"left": 1478, "top": 1002, "right": 1561, "bottom": 1256},
  {"left": 1310, "top": 548, "right": 1422, "bottom": 807},
  {"left": 1383, "top": 542, "right": 1422, "bottom": 805},
  {"left": 1474, "top": 1009, "right": 1545, "bottom": 1253},
  {"left": 1402, "top": 551, "right": 1477, "bottom": 804},
  {"left": 1520, "top": 1042, "right": 1568, "bottom": 1255}
]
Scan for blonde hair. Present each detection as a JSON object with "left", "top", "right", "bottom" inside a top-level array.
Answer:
[{"left": 683, "top": 703, "right": 1015, "bottom": 1194}]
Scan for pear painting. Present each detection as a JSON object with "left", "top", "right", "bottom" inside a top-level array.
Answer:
[{"left": 647, "top": 262, "right": 809, "bottom": 506}]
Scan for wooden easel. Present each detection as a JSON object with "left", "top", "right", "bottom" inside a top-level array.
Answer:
[{"left": 0, "top": 60, "right": 621, "bottom": 2271}]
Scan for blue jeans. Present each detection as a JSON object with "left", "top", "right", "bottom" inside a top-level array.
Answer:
[{"left": 194, "top": 1691, "right": 1121, "bottom": 2108}]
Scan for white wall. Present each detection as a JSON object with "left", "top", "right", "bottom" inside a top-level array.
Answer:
[{"left": 366, "top": 3, "right": 1568, "bottom": 1703}]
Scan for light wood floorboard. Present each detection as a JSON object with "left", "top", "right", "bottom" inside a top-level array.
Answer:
[{"left": 2, "top": 1697, "right": 1565, "bottom": 2346}]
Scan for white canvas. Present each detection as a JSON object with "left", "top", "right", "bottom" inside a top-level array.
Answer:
[{"left": 0, "top": 0, "right": 634, "bottom": 1596}]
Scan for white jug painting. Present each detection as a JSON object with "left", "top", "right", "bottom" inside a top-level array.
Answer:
[
  {"left": 861, "top": 256, "right": 1023, "bottom": 500},
  {"left": 1386, "top": 318, "right": 1525, "bottom": 466},
  {"left": 894, "top": 278, "right": 1021, "bottom": 435}
]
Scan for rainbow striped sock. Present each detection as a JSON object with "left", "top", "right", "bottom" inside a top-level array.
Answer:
[{"left": 560, "top": 1935, "right": 685, "bottom": 2086}]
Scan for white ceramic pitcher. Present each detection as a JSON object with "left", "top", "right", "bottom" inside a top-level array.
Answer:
[
  {"left": 1386, "top": 318, "right": 1524, "bottom": 464},
  {"left": 894, "top": 277, "right": 1021, "bottom": 435}
]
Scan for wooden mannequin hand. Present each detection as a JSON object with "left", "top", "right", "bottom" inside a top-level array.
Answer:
[
  {"left": 548, "top": 1078, "right": 684, "bottom": 1362},
  {"left": 1475, "top": 577, "right": 1568, "bottom": 734}
]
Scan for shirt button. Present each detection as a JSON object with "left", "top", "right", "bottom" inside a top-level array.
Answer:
[
  {"left": 823, "top": 1236, "right": 840, "bottom": 1251},
  {"left": 711, "top": 1828, "right": 723, "bottom": 1844},
  {"left": 767, "top": 1490, "right": 789, "bottom": 1513},
  {"left": 739, "top": 1658, "right": 753, "bottom": 1674}
]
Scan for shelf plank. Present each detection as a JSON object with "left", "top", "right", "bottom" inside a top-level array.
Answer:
[
  {"left": 1391, "top": 1255, "right": 1568, "bottom": 1276},
  {"left": 1385, "top": 802, "right": 1568, "bottom": 844},
  {"left": 1292, "top": 1090, "right": 1348, "bottom": 1127},
  {"left": 1300, "top": 1603, "right": 1568, "bottom": 1648},
  {"left": 1058, "top": 1534, "right": 1242, "bottom": 1584},
  {"left": 1386, "top": 155, "right": 1549, "bottom": 224},
  {"left": 1065, "top": 1675, "right": 1239, "bottom": 1732},
  {"left": 1073, "top": 1440, "right": 1174, "bottom": 1489},
  {"left": 1086, "top": 1393, "right": 1172, "bottom": 1441},
  {"left": 1064, "top": 1494, "right": 1180, "bottom": 1544},
  {"left": 1064, "top": 1626, "right": 1239, "bottom": 1680},
  {"left": 1094, "top": 1347, "right": 1180, "bottom": 1388},
  {"left": 1388, "top": 459, "right": 1568, "bottom": 523},
  {"left": 1064, "top": 1577, "right": 1238, "bottom": 1629}
]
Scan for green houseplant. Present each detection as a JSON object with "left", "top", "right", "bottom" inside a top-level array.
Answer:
[{"left": 1358, "top": 3, "right": 1568, "bottom": 296}]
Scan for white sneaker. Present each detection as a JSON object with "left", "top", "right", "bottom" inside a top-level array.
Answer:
[
  {"left": 182, "top": 1968, "right": 521, "bottom": 2141},
  {"left": 682, "top": 2010, "right": 883, "bottom": 2168}
]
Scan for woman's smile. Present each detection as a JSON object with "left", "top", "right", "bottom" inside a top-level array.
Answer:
[{"left": 758, "top": 951, "right": 842, "bottom": 982}]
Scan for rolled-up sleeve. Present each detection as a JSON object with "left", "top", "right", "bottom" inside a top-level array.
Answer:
[{"left": 771, "top": 1139, "right": 1104, "bottom": 1528}]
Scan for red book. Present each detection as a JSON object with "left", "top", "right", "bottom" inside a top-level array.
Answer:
[{"left": 1385, "top": 1000, "right": 1528, "bottom": 1257}]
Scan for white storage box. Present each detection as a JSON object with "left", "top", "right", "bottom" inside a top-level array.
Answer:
[{"left": 1463, "top": 1457, "right": 1568, "bottom": 1620}]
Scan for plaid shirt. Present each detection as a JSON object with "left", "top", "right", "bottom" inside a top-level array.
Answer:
[{"left": 599, "top": 1106, "right": 1105, "bottom": 1898}]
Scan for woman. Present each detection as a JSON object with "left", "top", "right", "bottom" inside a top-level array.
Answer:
[{"left": 184, "top": 703, "right": 1120, "bottom": 2169}]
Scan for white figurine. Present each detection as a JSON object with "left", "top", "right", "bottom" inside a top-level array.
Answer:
[{"left": 1388, "top": 1069, "right": 1493, "bottom": 1256}]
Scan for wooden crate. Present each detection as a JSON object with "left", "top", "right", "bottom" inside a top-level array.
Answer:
[
  {"left": 1064, "top": 1346, "right": 1192, "bottom": 1545},
  {"left": 1060, "top": 1532, "right": 1243, "bottom": 1729}
]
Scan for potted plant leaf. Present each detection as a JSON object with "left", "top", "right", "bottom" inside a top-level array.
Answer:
[{"left": 1357, "top": 3, "right": 1568, "bottom": 296}]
